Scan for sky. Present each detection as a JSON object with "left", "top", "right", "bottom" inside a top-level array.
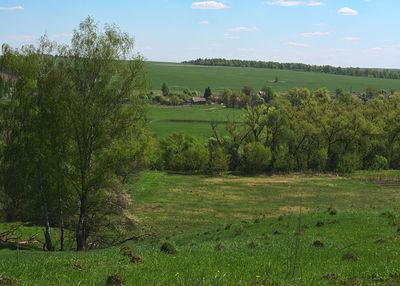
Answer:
[{"left": 1, "top": 0, "right": 399, "bottom": 68}]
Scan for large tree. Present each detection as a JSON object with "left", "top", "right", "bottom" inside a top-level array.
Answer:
[
  {"left": 0, "top": 36, "right": 73, "bottom": 251},
  {"left": 60, "top": 17, "right": 147, "bottom": 250}
]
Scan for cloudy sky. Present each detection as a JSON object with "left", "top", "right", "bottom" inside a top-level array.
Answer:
[{"left": 1, "top": 0, "right": 399, "bottom": 68}]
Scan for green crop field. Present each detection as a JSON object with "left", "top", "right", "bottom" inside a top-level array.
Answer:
[
  {"left": 2, "top": 171, "right": 400, "bottom": 285},
  {"left": 146, "top": 62, "right": 400, "bottom": 93},
  {"left": 148, "top": 104, "right": 244, "bottom": 140}
]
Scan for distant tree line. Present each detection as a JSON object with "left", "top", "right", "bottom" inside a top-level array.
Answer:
[{"left": 183, "top": 58, "right": 400, "bottom": 80}]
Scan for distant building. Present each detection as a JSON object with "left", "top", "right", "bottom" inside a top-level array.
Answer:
[
  {"left": 351, "top": 92, "right": 363, "bottom": 99},
  {"left": 191, "top": 97, "right": 207, "bottom": 105}
]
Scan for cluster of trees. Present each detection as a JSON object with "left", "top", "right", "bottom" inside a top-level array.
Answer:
[
  {"left": 157, "top": 87, "right": 400, "bottom": 174},
  {"left": 149, "top": 83, "right": 196, "bottom": 105},
  {"left": 184, "top": 58, "right": 400, "bottom": 80},
  {"left": 216, "top": 86, "right": 275, "bottom": 108},
  {"left": 149, "top": 83, "right": 213, "bottom": 106},
  {"left": 0, "top": 18, "right": 155, "bottom": 250}
]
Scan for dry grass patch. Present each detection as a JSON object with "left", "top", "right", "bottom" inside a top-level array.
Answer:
[
  {"left": 181, "top": 208, "right": 216, "bottom": 215},
  {"left": 342, "top": 192, "right": 361, "bottom": 197},
  {"left": 284, "top": 193, "right": 315, "bottom": 198},
  {"left": 203, "top": 175, "right": 305, "bottom": 185},
  {"left": 279, "top": 206, "right": 312, "bottom": 213}
]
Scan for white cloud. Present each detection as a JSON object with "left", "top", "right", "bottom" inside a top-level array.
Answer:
[
  {"left": 285, "top": 41, "right": 310, "bottom": 47},
  {"left": 338, "top": 7, "right": 358, "bottom": 15},
  {"left": 198, "top": 21, "right": 209, "bottom": 24},
  {"left": 0, "top": 5, "right": 23, "bottom": 11},
  {"left": 265, "top": 0, "right": 303, "bottom": 6},
  {"left": 51, "top": 33, "right": 73, "bottom": 39},
  {"left": 191, "top": 1, "right": 228, "bottom": 9},
  {"left": 237, "top": 48, "right": 257, "bottom": 52},
  {"left": 308, "top": 1, "right": 325, "bottom": 6},
  {"left": 368, "top": 45, "right": 400, "bottom": 57},
  {"left": 300, "top": 31, "right": 329, "bottom": 37},
  {"left": 342, "top": 36, "right": 360, "bottom": 41},
  {"left": 264, "top": 1, "right": 325, "bottom": 6},
  {"left": 224, "top": 33, "right": 240, "bottom": 39},
  {"left": 371, "top": 45, "right": 397, "bottom": 52},
  {"left": 229, "top": 27, "right": 258, "bottom": 32},
  {"left": 329, "top": 48, "right": 347, "bottom": 52}
]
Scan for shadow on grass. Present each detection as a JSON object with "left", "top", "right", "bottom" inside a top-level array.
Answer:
[{"left": 0, "top": 242, "right": 41, "bottom": 251}]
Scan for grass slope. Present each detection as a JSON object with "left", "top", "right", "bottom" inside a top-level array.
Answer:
[
  {"left": 2, "top": 172, "right": 400, "bottom": 285},
  {"left": 146, "top": 62, "right": 400, "bottom": 93},
  {"left": 148, "top": 105, "right": 243, "bottom": 139},
  {"left": 1, "top": 210, "right": 400, "bottom": 285}
]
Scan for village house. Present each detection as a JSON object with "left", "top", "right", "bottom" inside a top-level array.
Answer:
[{"left": 191, "top": 97, "right": 207, "bottom": 105}]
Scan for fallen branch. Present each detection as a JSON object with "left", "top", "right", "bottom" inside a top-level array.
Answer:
[{"left": 0, "top": 226, "right": 21, "bottom": 243}]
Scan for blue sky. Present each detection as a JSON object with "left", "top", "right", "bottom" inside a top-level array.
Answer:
[{"left": 1, "top": 0, "right": 399, "bottom": 68}]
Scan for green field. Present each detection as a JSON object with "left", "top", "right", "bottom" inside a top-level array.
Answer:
[
  {"left": 2, "top": 172, "right": 400, "bottom": 285},
  {"left": 148, "top": 105, "right": 244, "bottom": 140},
  {"left": 146, "top": 62, "right": 400, "bottom": 93}
]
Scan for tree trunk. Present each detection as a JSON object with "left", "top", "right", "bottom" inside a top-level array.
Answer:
[
  {"left": 76, "top": 195, "right": 87, "bottom": 251},
  {"left": 40, "top": 176, "right": 54, "bottom": 251},
  {"left": 58, "top": 183, "right": 65, "bottom": 251},
  {"left": 60, "top": 211, "right": 65, "bottom": 251}
]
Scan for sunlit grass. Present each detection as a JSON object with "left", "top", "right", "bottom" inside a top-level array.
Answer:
[
  {"left": 2, "top": 171, "right": 400, "bottom": 285},
  {"left": 146, "top": 62, "right": 400, "bottom": 93}
]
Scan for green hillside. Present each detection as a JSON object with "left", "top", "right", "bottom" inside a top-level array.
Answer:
[
  {"left": 2, "top": 172, "right": 400, "bottom": 285},
  {"left": 146, "top": 62, "right": 400, "bottom": 93}
]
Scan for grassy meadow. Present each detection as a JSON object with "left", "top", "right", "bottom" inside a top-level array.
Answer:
[
  {"left": 146, "top": 62, "right": 400, "bottom": 93},
  {"left": 148, "top": 105, "right": 243, "bottom": 140},
  {"left": 2, "top": 172, "right": 400, "bottom": 285}
]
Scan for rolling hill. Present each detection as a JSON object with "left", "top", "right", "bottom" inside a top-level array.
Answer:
[{"left": 146, "top": 62, "right": 400, "bottom": 93}]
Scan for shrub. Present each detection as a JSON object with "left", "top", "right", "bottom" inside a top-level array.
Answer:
[
  {"left": 160, "top": 133, "right": 208, "bottom": 172},
  {"left": 106, "top": 274, "right": 126, "bottom": 286},
  {"left": 242, "top": 142, "right": 271, "bottom": 174},
  {"left": 161, "top": 82, "right": 169, "bottom": 97},
  {"left": 272, "top": 145, "right": 291, "bottom": 171},
  {"left": 181, "top": 147, "right": 208, "bottom": 172},
  {"left": 369, "top": 155, "right": 388, "bottom": 171},
  {"left": 342, "top": 252, "right": 358, "bottom": 261},
  {"left": 208, "top": 147, "right": 230, "bottom": 174},
  {"left": 131, "top": 254, "right": 143, "bottom": 264},
  {"left": 313, "top": 240, "right": 324, "bottom": 247},
  {"left": 308, "top": 148, "right": 328, "bottom": 172},
  {"left": 247, "top": 241, "right": 258, "bottom": 249},
  {"left": 336, "top": 152, "right": 361, "bottom": 174},
  {"left": 328, "top": 208, "right": 337, "bottom": 215},
  {"left": 160, "top": 242, "right": 177, "bottom": 254},
  {"left": 0, "top": 276, "right": 19, "bottom": 286}
]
